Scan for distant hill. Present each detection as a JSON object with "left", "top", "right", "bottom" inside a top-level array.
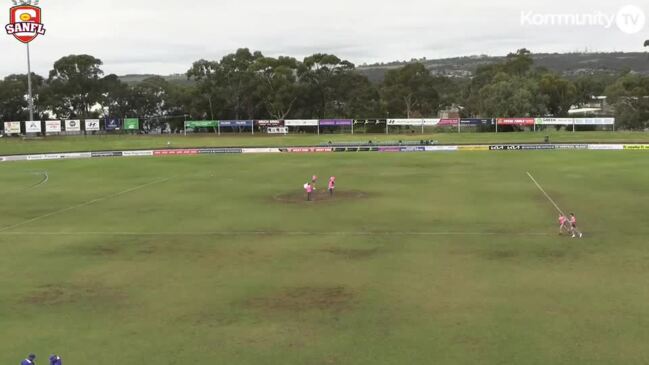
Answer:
[
  {"left": 119, "top": 73, "right": 192, "bottom": 85},
  {"left": 357, "top": 52, "right": 649, "bottom": 82},
  {"left": 118, "top": 52, "right": 649, "bottom": 85}
]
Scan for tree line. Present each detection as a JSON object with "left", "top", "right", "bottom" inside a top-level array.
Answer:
[{"left": 0, "top": 48, "right": 648, "bottom": 130}]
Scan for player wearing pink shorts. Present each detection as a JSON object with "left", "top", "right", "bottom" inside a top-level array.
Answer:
[
  {"left": 569, "top": 213, "right": 583, "bottom": 238},
  {"left": 328, "top": 178, "right": 335, "bottom": 197},
  {"left": 570, "top": 213, "right": 584, "bottom": 238},
  {"left": 558, "top": 214, "right": 570, "bottom": 235}
]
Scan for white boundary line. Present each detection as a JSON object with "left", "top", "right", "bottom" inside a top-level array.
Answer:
[
  {"left": 526, "top": 172, "right": 565, "bottom": 215},
  {"left": 0, "top": 178, "right": 171, "bottom": 233},
  {"left": 0, "top": 231, "right": 550, "bottom": 237}
]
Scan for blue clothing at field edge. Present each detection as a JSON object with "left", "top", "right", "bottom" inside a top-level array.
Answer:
[
  {"left": 21, "top": 359, "right": 35, "bottom": 365},
  {"left": 49, "top": 355, "right": 62, "bottom": 365}
]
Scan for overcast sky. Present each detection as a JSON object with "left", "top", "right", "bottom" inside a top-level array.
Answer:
[{"left": 1, "top": 0, "right": 646, "bottom": 77}]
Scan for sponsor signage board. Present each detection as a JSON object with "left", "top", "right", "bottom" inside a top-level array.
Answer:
[
  {"left": 45, "top": 120, "right": 61, "bottom": 133},
  {"left": 91, "top": 151, "right": 123, "bottom": 158},
  {"left": 497, "top": 118, "right": 535, "bottom": 126},
  {"left": 574, "top": 118, "right": 615, "bottom": 125},
  {"left": 387, "top": 119, "right": 423, "bottom": 126},
  {"left": 386, "top": 119, "right": 443, "bottom": 126},
  {"left": 588, "top": 144, "right": 624, "bottom": 150},
  {"left": 267, "top": 127, "right": 289, "bottom": 134},
  {"left": 437, "top": 119, "right": 460, "bottom": 126},
  {"left": 459, "top": 145, "right": 489, "bottom": 151},
  {"left": 4, "top": 122, "right": 21, "bottom": 134},
  {"left": 535, "top": 118, "right": 574, "bottom": 125},
  {"left": 256, "top": 120, "right": 284, "bottom": 127},
  {"left": 490, "top": 145, "right": 556, "bottom": 151},
  {"left": 378, "top": 147, "right": 401, "bottom": 152},
  {"left": 105, "top": 118, "right": 121, "bottom": 131},
  {"left": 555, "top": 144, "right": 588, "bottom": 150},
  {"left": 65, "top": 120, "right": 81, "bottom": 132},
  {"left": 285, "top": 147, "right": 333, "bottom": 153},
  {"left": 241, "top": 148, "right": 282, "bottom": 154},
  {"left": 284, "top": 119, "right": 319, "bottom": 127},
  {"left": 85, "top": 119, "right": 100, "bottom": 131},
  {"left": 422, "top": 119, "right": 441, "bottom": 126},
  {"left": 25, "top": 121, "right": 41, "bottom": 133},
  {"left": 154, "top": 149, "right": 199, "bottom": 156},
  {"left": 400, "top": 146, "right": 426, "bottom": 152},
  {"left": 319, "top": 119, "right": 353, "bottom": 126},
  {"left": 425, "top": 146, "right": 459, "bottom": 151},
  {"left": 122, "top": 150, "right": 154, "bottom": 157},
  {"left": 623, "top": 144, "right": 649, "bottom": 150},
  {"left": 185, "top": 121, "right": 218, "bottom": 128},
  {"left": 197, "top": 148, "right": 242, "bottom": 154},
  {"left": 460, "top": 119, "right": 492, "bottom": 126},
  {"left": 124, "top": 118, "right": 140, "bottom": 130},
  {"left": 219, "top": 120, "right": 253, "bottom": 127}
]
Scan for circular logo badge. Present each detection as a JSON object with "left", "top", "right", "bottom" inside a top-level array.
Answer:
[{"left": 617, "top": 5, "right": 646, "bottom": 34}]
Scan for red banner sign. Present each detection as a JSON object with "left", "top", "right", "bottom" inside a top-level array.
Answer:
[
  {"left": 153, "top": 149, "right": 199, "bottom": 156},
  {"left": 496, "top": 118, "right": 535, "bottom": 126}
]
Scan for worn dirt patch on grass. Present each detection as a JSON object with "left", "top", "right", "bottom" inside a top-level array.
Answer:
[
  {"left": 482, "top": 249, "right": 519, "bottom": 260},
  {"left": 480, "top": 247, "right": 581, "bottom": 262},
  {"left": 273, "top": 190, "right": 370, "bottom": 204},
  {"left": 321, "top": 247, "right": 379, "bottom": 260},
  {"left": 247, "top": 286, "right": 355, "bottom": 312},
  {"left": 23, "top": 283, "right": 124, "bottom": 306}
]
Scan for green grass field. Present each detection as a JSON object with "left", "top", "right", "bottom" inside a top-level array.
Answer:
[
  {"left": 2, "top": 150, "right": 649, "bottom": 364},
  {"left": 0, "top": 131, "right": 648, "bottom": 155}
]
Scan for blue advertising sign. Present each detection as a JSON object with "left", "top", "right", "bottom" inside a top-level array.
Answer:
[
  {"left": 319, "top": 119, "right": 353, "bottom": 126},
  {"left": 219, "top": 120, "right": 253, "bottom": 127},
  {"left": 105, "top": 118, "right": 122, "bottom": 131}
]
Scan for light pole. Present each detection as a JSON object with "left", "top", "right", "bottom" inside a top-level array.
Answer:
[{"left": 26, "top": 42, "right": 34, "bottom": 121}]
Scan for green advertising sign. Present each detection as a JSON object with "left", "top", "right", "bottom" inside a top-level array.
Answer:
[
  {"left": 124, "top": 118, "right": 140, "bottom": 130},
  {"left": 185, "top": 120, "right": 219, "bottom": 128}
]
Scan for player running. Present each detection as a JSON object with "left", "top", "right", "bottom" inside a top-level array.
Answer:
[
  {"left": 21, "top": 354, "right": 36, "bottom": 365},
  {"left": 569, "top": 213, "right": 583, "bottom": 238},
  {"left": 558, "top": 214, "right": 571, "bottom": 235},
  {"left": 49, "top": 354, "right": 62, "bottom": 365}
]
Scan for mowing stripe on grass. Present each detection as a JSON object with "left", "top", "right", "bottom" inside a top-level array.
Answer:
[
  {"left": 0, "top": 177, "right": 171, "bottom": 232},
  {"left": 526, "top": 171, "right": 565, "bottom": 216},
  {"left": 0, "top": 231, "right": 551, "bottom": 237}
]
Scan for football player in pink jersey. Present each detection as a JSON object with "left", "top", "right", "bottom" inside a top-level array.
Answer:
[
  {"left": 569, "top": 213, "right": 583, "bottom": 238},
  {"left": 328, "top": 177, "right": 335, "bottom": 197},
  {"left": 558, "top": 214, "right": 570, "bottom": 235}
]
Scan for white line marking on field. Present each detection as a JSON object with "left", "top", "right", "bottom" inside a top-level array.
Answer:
[
  {"left": 0, "top": 177, "right": 171, "bottom": 233},
  {"left": 29, "top": 171, "right": 49, "bottom": 189},
  {"left": 526, "top": 171, "right": 565, "bottom": 215},
  {"left": 0, "top": 231, "right": 550, "bottom": 237}
]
